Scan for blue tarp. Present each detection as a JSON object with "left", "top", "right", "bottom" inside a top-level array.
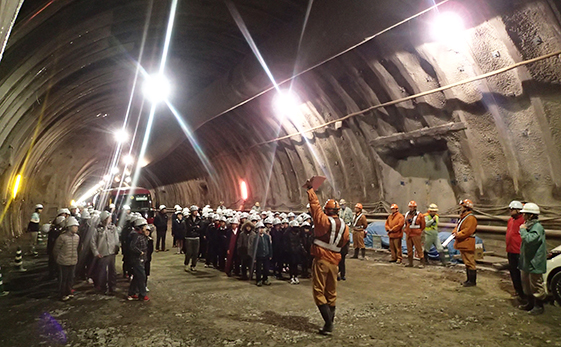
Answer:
[{"left": 363, "top": 221, "right": 484, "bottom": 263}]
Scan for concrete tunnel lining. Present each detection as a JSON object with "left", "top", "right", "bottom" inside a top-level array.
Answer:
[{"left": 0, "top": 0, "right": 560, "bottom": 237}]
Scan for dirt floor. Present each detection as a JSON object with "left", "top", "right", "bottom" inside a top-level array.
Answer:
[{"left": 1, "top": 236, "right": 560, "bottom": 347}]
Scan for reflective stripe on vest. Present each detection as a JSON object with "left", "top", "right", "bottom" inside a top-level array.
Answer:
[
  {"left": 456, "top": 213, "right": 476, "bottom": 238},
  {"left": 404, "top": 211, "right": 421, "bottom": 229},
  {"left": 313, "top": 217, "right": 346, "bottom": 252},
  {"left": 352, "top": 213, "right": 364, "bottom": 228}
]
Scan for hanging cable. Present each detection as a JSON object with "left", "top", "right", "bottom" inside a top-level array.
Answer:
[{"left": 250, "top": 49, "right": 561, "bottom": 148}]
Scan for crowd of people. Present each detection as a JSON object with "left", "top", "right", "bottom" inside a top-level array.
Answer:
[{"left": 27, "top": 190, "right": 548, "bottom": 328}]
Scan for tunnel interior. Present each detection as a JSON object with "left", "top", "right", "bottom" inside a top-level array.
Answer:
[{"left": 1, "top": 0, "right": 561, "bottom": 236}]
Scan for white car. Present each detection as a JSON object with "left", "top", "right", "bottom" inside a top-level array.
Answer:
[{"left": 545, "top": 245, "right": 561, "bottom": 305}]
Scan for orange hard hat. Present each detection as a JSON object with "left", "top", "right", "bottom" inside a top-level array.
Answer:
[
  {"left": 355, "top": 203, "right": 363, "bottom": 210},
  {"left": 408, "top": 201, "right": 417, "bottom": 208},
  {"left": 323, "top": 199, "right": 340, "bottom": 211},
  {"left": 390, "top": 204, "right": 399, "bottom": 209},
  {"left": 460, "top": 199, "right": 474, "bottom": 209}
]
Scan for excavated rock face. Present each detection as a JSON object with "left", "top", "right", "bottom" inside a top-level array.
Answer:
[{"left": 0, "top": 0, "right": 560, "bottom": 237}]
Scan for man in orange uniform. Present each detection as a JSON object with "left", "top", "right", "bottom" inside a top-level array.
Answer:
[
  {"left": 306, "top": 183, "right": 350, "bottom": 335},
  {"left": 386, "top": 204, "right": 404, "bottom": 264},
  {"left": 453, "top": 199, "right": 478, "bottom": 287},
  {"left": 403, "top": 201, "right": 426, "bottom": 268},
  {"left": 351, "top": 203, "right": 368, "bottom": 260}
]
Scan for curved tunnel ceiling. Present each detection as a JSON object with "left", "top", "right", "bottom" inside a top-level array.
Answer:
[{"left": 1, "top": 0, "right": 561, "bottom": 234}]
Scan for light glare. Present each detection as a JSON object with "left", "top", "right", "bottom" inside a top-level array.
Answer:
[
  {"left": 273, "top": 91, "right": 300, "bottom": 119},
  {"left": 431, "top": 12, "right": 465, "bottom": 43},
  {"left": 123, "top": 155, "right": 134, "bottom": 165},
  {"left": 12, "top": 174, "right": 21, "bottom": 199},
  {"left": 114, "top": 128, "right": 129, "bottom": 143},
  {"left": 240, "top": 180, "right": 248, "bottom": 201},
  {"left": 143, "top": 74, "right": 171, "bottom": 103}
]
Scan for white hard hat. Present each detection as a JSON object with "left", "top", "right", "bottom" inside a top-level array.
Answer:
[
  {"left": 428, "top": 204, "right": 439, "bottom": 212},
  {"left": 220, "top": 216, "right": 228, "bottom": 222},
  {"left": 301, "top": 221, "right": 311, "bottom": 227},
  {"left": 100, "top": 211, "right": 111, "bottom": 221},
  {"left": 241, "top": 212, "right": 249, "bottom": 218},
  {"left": 279, "top": 213, "right": 287, "bottom": 219},
  {"left": 55, "top": 215, "right": 66, "bottom": 226},
  {"left": 250, "top": 214, "right": 259, "bottom": 222},
  {"left": 81, "top": 210, "right": 91, "bottom": 219},
  {"left": 306, "top": 203, "right": 310, "bottom": 209},
  {"left": 58, "top": 208, "right": 70, "bottom": 215},
  {"left": 134, "top": 218, "right": 148, "bottom": 228},
  {"left": 273, "top": 218, "right": 282, "bottom": 225},
  {"left": 289, "top": 220, "right": 300, "bottom": 227},
  {"left": 231, "top": 218, "right": 240, "bottom": 225},
  {"left": 256, "top": 221, "right": 265, "bottom": 229},
  {"left": 35, "top": 204, "right": 44, "bottom": 210},
  {"left": 287, "top": 212, "right": 296, "bottom": 218},
  {"left": 509, "top": 201, "right": 524, "bottom": 210},
  {"left": 123, "top": 205, "right": 131, "bottom": 210},
  {"left": 281, "top": 218, "right": 289, "bottom": 224},
  {"left": 65, "top": 216, "right": 80, "bottom": 227},
  {"left": 159, "top": 205, "right": 166, "bottom": 210},
  {"left": 190, "top": 205, "right": 199, "bottom": 212},
  {"left": 264, "top": 217, "right": 274, "bottom": 225},
  {"left": 109, "top": 203, "right": 116, "bottom": 209},
  {"left": 520, "top": 202, "right": 540, "bottom": 215},
  {"left": 174, "top": 205, "right": 182, "bottom": 211}
]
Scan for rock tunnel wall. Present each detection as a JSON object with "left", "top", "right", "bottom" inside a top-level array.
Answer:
[
  {"left": 147, "top": 0, "right": 561, "bottom": 217},
  {"left": 1, "top": 0, "right": 561, "bottom": 241}
]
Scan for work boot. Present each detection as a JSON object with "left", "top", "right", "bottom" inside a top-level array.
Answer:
[
  {"left": 461, "top": 268, "right": 470, "bottom": 286},
  {"left": 361, "top": 249, "right": 366, "bottom": 260},
  {"left": 529, "top": 299, "right": 544, "bottom": 315},
  {"left": 351, "top": 248, "right": 359, "bottom": 259},
  {"left": 423, "top": 251, "right": 430, "bottom": 264},
  {"left": 439, "top": 253, "right": 449, "bottom": 266},
  {"left": 418, "top": 256, "right": 426, "bottom": 269},
  {"left": 404, "top": 256, "right": 413, "bottom": 267},
  {"left": 317, "top": 304, "right": 333, "bottom": 335},
  {"left": 329, "top": 306, "right": 336, "bottom": 323},
  {"left": 519, "top": 295, "right": 535, "bottom": 311},
  {"left": 462, "top": 269, "right": 476, "bottom": 287}
]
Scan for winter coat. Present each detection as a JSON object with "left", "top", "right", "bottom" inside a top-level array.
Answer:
[
  {"left": 237, "top": 222, "right": 256, "bottom": 258},
  {"left": 53, "top": 231, "right": 80, "bottom": 266},
  {"left": 173, "top": 218, "right": 187, "bottom": 239},
  {"left": 250, "top": 233, "right": 272, "bottom": 259},
  {"left": 185, "top": 216, "right": 202, "bottom": 238},
  {"left": 270, "top": 227, "right": 285, "bottom": 260},
  {"left": 153, "top": 211, "right": 168, "bottom": 232},
  {"left": 519, "top": 219, "right": 547, "bottom": 274},
  {"left": 453, "top": 212, "right": 477, "bottom": 252},
  {"left": 284, "top": 227, "right": 306, "bottom": 255},
  {"left": 506, "top": 214, "right": 524, "bottom": 254},
  {"left": 129, "top": 231, "right": 148, "bottom": 263},
  {"left": 385, "top": 212, "right": 405, "bottom": 239},
  {"left": 91, "top": 224, "right": 119, "bottom": 257}
]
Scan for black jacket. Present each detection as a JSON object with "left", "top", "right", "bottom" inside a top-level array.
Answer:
[
  {"left": 185, "top": 216, "right": 202, "bottom": 238},
  {"left": 154, "top": 212, "right": 168, "bottom": 232}
]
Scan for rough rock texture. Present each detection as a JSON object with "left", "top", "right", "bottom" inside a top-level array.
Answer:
[{"left": 0, "top": 0, "right": 561, "bottom": 238}]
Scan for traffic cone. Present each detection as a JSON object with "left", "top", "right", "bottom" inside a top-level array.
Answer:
[
  {"left": 14, "top": 247, "right": 27, "bottom": 272},
  {"left": 0, "top": 266, "right": 8, "bottom": 296}
]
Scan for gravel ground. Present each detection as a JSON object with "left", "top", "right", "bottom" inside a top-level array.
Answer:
[{"left": 0, "top": 243, "right": 560, "bottom": 347}]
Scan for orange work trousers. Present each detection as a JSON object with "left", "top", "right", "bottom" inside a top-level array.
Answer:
[
  {"left": 389, "top": 238, "right": 402, "bottom": 261},
  {"left": 353, "top": 231, "right": 365, "bottom": 249},
  {"left": 460, "top": 251, "right": 476, "bottom": 270},
  {"left": 312, "top": 258, "right": 338, "bottom": 306},
  {"left": 406, "top": 235, "right": 424, "bottom": 259}
]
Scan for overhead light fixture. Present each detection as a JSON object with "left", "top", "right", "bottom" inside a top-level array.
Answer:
[
  {"left": 273, "top": 90, "right": 300, "bottom": 119},
  {"left": 114, "top": 128, "right": 129, "bottom": 143},
  {"left": 240, "top": 180, "right": 248, "bottom": 201},
  {"left": 123, "top": 155, "right": 134, "bottom": 165},
  {"left": 111, "top": 167, "right": 119, "bottom": 175},
  {"left": 12, "top": 174, "right": 21, "bottom": 199},
  {"left": 124, "top": 176, "right": 132, "bottom": 183},
  {"left": 143, "top": 73, "right": 171, "bottom": 104},
  {"left": 431, "top": 12, "right": 465, "bottom": 43}
]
